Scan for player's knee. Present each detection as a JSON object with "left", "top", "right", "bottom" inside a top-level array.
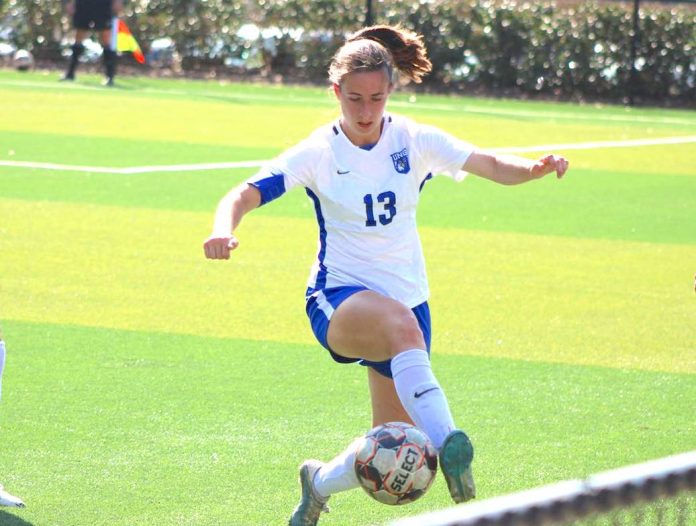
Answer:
[{"left": 384, "top": 308, "right": 424, "bottom": 356}]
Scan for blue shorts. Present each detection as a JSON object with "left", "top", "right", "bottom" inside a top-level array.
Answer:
[
  {"left": 74, "top": 0, "right": 113, "bottom": 30},
  {"left": 305, "top": 286, "right": 432, "bottom": 379}
]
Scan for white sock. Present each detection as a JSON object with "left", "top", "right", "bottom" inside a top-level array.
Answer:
[
  {"left": 391, "top": 349, "right": 455, "bottom": 450},
  {"left": 313, "top": 438, "right": 361, "bottom": 498}
]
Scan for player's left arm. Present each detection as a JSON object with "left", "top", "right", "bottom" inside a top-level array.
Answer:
[{"left": 462, "top": 150, "right": 569, "bottom": 185}]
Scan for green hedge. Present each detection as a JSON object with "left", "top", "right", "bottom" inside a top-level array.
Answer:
[
  {"left": 1, "top": 0, "right": 694, "bottom": 104},
  {"left": 381, "top": 1, "right": 695, "bottom": 102}
]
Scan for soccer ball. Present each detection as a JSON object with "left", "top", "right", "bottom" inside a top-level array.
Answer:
[
  {"left": 354, "top": 421, "right": 438, "bottom": 505},
  {"left": 13, "top": 49, "right": 34, "bottom": 71}
]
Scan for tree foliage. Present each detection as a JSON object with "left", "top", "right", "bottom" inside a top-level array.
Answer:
[{"left": 1, "top": 0, "right": 693, "bottom": 103}]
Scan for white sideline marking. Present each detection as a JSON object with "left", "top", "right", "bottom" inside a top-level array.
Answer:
[
  {"left": 0, "top": 159, "right": 269, "bottom": 174},
  {"left": 2, "top": 79, "right": 695, "bottom": 126},
  {"left": 0, "top": 136, "right": 694, "bottom": 174},
  {"left": 494, "top": 135, "right": 696, "bottom": 154}
]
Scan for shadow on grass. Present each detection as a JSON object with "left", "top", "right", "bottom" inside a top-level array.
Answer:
[{"left": 0, "top": 510, "right": 34, "bottom": 525}]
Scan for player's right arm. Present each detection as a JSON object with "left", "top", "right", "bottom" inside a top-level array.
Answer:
[
  {"left": 203, "top": 183, "right": 261, "bottom": 260},
  {"left": 204, "top": 131, "right": 321, "bottom": 260}
]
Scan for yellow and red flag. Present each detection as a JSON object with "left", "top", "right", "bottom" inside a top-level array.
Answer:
[{"left": 110, "top": 18, "right": 145, "bottom": 64}]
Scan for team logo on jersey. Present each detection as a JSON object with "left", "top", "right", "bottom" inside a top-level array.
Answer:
[{"left": 390, "top": 148, "right": 410, "bottom": 174}]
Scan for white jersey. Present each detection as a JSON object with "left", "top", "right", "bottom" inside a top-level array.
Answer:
[{"left": 248, "top": 113, "right": 474, "bottom": 307}]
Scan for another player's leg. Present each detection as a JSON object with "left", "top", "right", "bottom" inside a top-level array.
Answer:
[
  {"left": 62, "top": 29, "right": 88, "bottom": 81},
  {"left": 100, "top": 30, "right": 116, "bottom": 87},
  {"left": 0, "top": 339, "right": 25, "bottom": 508},
  {"left": 0, "top": 484, "right": 25, "bottom": 508}
]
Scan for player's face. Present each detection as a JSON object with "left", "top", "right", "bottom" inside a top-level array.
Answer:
[{"left": 334, "top": 69, "right": 393, "bottom": 147}]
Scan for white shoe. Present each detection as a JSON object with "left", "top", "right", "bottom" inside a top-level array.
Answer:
[
  {"left": 288, "top": 460, "right": 329, "bottom": 526},
  {"left": 0, "top": 484, "right": 25, "bottom": 507}
]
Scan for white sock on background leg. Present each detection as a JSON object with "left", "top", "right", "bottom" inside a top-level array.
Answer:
[
  {"left": 313, "top": 438, "right": 361, "bottom": 498},
  {"left": 391, "top": 349, "right": 455, "bottom": 450}
]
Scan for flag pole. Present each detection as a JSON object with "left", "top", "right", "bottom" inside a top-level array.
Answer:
[{"left": 110, "top": 17, "right": 118, "bottom": 51}]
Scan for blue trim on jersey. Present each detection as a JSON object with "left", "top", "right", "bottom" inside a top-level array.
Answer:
[
  {"left": 419, "top": 172, "right": 433, "bottom": 192},
  {"left": 360, "top": 143, "right": 376, "bottom": 151},
  {"left": 332, "top": 125, "right": 339, "bottom": 135},
  {"left": 249, "top": 173, "right": 286, "bottom": 205},
  {"left": 305, "top": 187, "right": 328, "bottom": 289}
]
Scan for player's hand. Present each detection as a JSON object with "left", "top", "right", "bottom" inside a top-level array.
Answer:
[
  {"left": 203, "top": 235, "right": 239, "bottom": 260},
  {"left": 530, "top": 154, "right": 569, "bottom": 179}
]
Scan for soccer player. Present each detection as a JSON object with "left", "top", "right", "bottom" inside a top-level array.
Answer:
[
  {"left": 0, "top": 336, "right": 25, "bottom": 508},
  {"left": 204, "top": 25, "right": 569, "bottom": 525},
  {"left": 61, "top": 0, "right": 123, "bottom": 86}
]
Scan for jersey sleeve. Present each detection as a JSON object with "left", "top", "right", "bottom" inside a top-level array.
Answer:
[
  {"left": 246, "top": 138, "right": 321, "bottom": 206},
  {"left": 414, "top": 124, "right": 475, "bottom": 182}
]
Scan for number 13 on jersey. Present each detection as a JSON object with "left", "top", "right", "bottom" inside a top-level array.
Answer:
[{"left": 363, "top": 191, "right": 397, "bottom": 227}]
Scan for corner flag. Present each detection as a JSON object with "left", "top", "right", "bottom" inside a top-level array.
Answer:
[{"left": 111, "top": 18, "right": 145, "bottom": 64}]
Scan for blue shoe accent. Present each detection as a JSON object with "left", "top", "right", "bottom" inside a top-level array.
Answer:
[{"left": 439, "top": 430, "right": 476, "bottom": 503}]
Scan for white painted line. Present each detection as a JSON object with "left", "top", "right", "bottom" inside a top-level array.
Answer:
[
  {"left": 0, "top": 136, "right": 694, "bottom": 174},
  {"left": 494, "top": 135, "right": 696, "bottom": 154},
  {"left": 120, "top": 160, "right": 268, "bottom": 174},
  {"left": 0, "top": 161, "right": 122, "bottom": 173},
  {"left": 390, "top": 100, "right": 696, "bottom": 126},
  {"left": 0, "top": 159, "right": 268, "bottom": 174},
  {"left": 0, "top": 79, "right": 104, "bottom": 92},
  {"left": 2, "top": 79, "right": 695, "bottom": 126}
]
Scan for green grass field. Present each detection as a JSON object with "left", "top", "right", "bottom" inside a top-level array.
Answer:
[{"left": 0, "top": 69, "right": 694, "bottom": 526}]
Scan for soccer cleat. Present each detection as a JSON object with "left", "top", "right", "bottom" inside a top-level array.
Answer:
[
  {"left": 102, "top": 77, "right": 115, "bottom": 87},
  {"left": 439, "top": 429, "right": 476, "bottom": 503},
  {"left": 59, "top": 73, "right": 75, "bottom": 82},
  {"left": 0, "top": 484, "right": 25, "bottom": 508},
  {"left": 288, "top": 460, "right": 330, "bottom": 526}
]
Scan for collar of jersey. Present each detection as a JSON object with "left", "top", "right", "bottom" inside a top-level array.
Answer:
[{"left": 335, "top": 114, "right": 392, "bottom": 154}]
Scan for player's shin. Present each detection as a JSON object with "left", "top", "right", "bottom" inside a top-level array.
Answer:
[
  {"left": 391, "top": 349, "right": 455, "bottom": 450},
  {"left": 313, "top": 438, "right": 361, "bottom": 497},
  {"left": 65, "top": 43, "right": 85, "bottom": 79},
  {"left": 103, "top": 47, "right": 117, "bottom": 84}
]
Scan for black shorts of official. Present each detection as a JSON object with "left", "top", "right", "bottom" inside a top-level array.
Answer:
[{"left": 73, "top": 0, "right": 113, "bottom": 31}]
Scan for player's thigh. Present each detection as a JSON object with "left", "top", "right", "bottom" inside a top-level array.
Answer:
[
  {"left": 368, "top": 368, "right": 413, "bottom": 427},
  {"left": 74, "top": 29, "right": 89, "bottom": 42},
  {"left": 326, "top": 290, "right": 426, "bottom": 362}
]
